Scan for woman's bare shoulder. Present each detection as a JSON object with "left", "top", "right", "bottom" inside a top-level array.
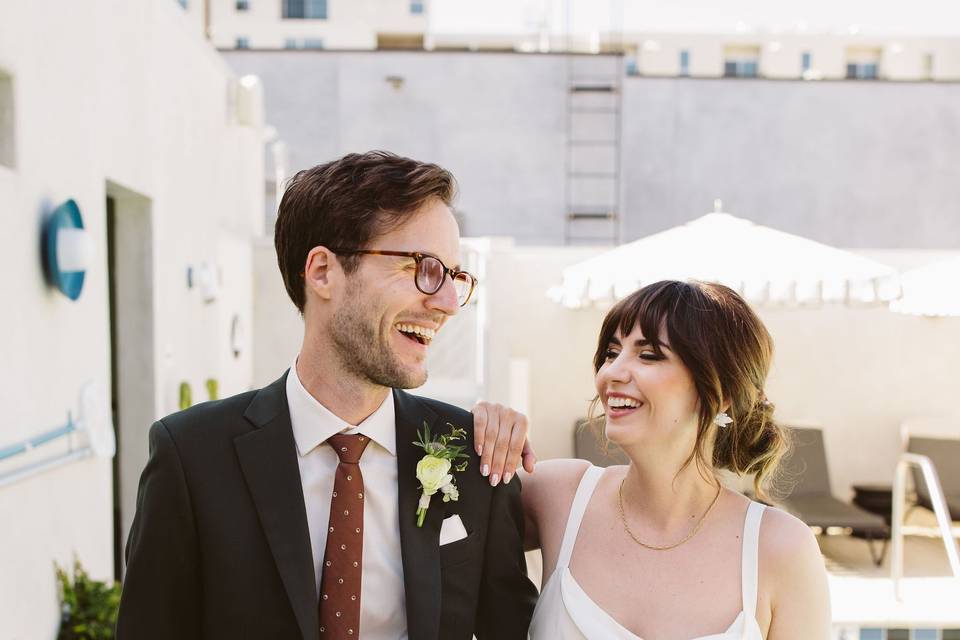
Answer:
[
  {"left": 757, "top": 505, "right": 829, "bottom": 596},
  {"left": 757, "top": 505, "right": 833, "bottom": 634},
  {"left": 521, "top": 458, "right": 593, "bottom": 514},
  {"left": 758, "top": 505, "right": 821, "bottom": 560}
]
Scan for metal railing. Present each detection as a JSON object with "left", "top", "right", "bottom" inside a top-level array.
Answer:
[{"left": 890, "top": 452, "right": 960, "bottom": 600}]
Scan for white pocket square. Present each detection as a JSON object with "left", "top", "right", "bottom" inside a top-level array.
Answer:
[{"left": 439, "top": 514, "right": 468, "bottom": 545}]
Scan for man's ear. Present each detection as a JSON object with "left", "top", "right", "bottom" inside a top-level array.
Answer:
[{"left": 303, "top": 246, "right": 339, "bottom": 302}]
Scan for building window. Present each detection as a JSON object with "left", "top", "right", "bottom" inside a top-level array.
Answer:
[
  {"left": 846, "top": 47, "right": 881, "bottom": 80},
  {"left": 846, "top": 62, "right": 878, "bottom": 79},
  {"left": 410, "top": 1, "right": 424, "bottom": 15},
  {"left": 679, "top": 50, "right": 690, "bottom": 76},
  {"left": 236, "top": 36, "right": 250, "bottom": 49},
  {"left": 724, "top": 59, "right": 758, "bottom": 78},
  {"left": 625, "top": 56, "right": 638, "bottom": 76},
  {"left": 176, "top": 0, "right": 187, "bottom": 8},
  {"left": 924, "top": 52, "right": 935, "bottom": 79},
  {"left": 283, "top": 0, "right": 327, "bottom": 19},
  {"left": 303, "top": 38, "right": 324, "bottom": 49},
  {"left": 236, "top": 0, "right": 249, "bottom": 10},
  {"left": 723, "top": 46, "right": 760, "bottom": 78},
  {"left": 284, "top": 38, "right": 300, "bottom": 49},
  {"left": 801, "top": 51, "right": 811, "bottom": 73}
]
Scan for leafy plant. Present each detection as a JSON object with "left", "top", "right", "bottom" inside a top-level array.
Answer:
[
  {"left": 179, "top": 381, "right": 192, "bottom": 410},
  {"left": 205, "top": 377, "right": 219, "bottom": 401},
  {"left": 56, "top": 558, "right": 121, "bottom": 639}
]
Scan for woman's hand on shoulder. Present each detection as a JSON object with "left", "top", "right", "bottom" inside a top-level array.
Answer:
[
  {"left": 519, "top": 458, "right": 592, "bottom": 551},
  {"left": 760, "top": 507, "right": 832, "bottom": 639}
]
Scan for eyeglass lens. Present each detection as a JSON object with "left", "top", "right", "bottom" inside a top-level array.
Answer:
[{"left": 415, "top": 256, "right": 473, "bottom": 305}]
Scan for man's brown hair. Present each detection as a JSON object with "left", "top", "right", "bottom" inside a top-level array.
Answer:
[{"left": 274, "top": 150, "right": 457, "bottom": 313}]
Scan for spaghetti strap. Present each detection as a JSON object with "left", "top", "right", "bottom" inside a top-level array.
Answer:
[
  {"left": 740, "top": 501, "right": 766, "bottom": 620},
  {"left": 555, "top": 465, "right": 605, "bottom": 570}
]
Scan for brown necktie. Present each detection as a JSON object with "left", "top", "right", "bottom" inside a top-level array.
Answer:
[{"left": 318, "top": 433, "right": 370, "bottom": 637}]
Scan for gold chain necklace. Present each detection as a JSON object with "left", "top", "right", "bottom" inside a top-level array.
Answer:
[{"left": 617, "top": 479, "right": 722, "bottom": 551}]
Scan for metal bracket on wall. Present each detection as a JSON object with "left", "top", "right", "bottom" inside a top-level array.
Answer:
[
  {"left": 0, "top": 416, "right": 92, "bottom": 489},
  {"left": 0, "top": 383, "right": 113, "bottom": 489}
]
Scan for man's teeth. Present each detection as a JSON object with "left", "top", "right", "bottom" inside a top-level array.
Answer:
[
  {"left": 396, "top": 324, "right": 437, "bottom": 340},
  {"left": 608, "top": 397, "right": 641, "bottom": 408}
]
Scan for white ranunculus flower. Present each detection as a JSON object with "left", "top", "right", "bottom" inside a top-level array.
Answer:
[{"left": 416, "top": 455, "right": 452, "bottom": 495}]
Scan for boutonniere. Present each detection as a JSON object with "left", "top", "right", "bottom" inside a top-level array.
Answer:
[{"left": 413, "top": 421, "right": 469, "bottom": 528}]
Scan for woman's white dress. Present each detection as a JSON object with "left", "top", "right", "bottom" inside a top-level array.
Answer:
[{"left": 528, "top": 465, "right": 765, "bottom": 640}]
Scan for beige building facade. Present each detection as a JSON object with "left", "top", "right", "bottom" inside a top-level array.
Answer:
[{"left": 203, "top": 0, "right": 429, "bottom": 50}]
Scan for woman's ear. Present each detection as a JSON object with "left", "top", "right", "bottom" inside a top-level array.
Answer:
[{"left": 303, "top": 246, "right": 339, "bottom": 302}]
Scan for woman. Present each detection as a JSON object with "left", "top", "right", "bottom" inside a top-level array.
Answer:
[{"left": 479, "top": 280, "right": 831, "bottom": 639}]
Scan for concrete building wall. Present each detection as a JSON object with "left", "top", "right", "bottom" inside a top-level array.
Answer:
[
  {"left": 0, "top": 1, "right": 263, "bottom": 636},
  {"left": 227, "top": 50, "right": 570, "bottom": 244},
  {"left": 225, "top": 50, "right": 960, "bottom": 250},
  {"left": 619, "top": 77, "right": 960, "bottom": 248}
]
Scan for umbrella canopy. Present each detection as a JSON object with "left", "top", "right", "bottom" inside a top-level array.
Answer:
[
  {"left": 889, "top": 256, "right": 960, "bottom": 317},
  {"left": 548, "top": 208, "right": 901, "bottom": 309}
]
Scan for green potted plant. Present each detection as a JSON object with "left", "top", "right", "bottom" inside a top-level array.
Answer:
[{"left": 56, "top": 558, "right": 121, "bottom": 639}]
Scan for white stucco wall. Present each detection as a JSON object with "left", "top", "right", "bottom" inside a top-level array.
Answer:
[
  {"left": 480, "top": 246, "right": 960, "bottom": 500},
  {"left": 0, "top": 0, "right": 263, "bottom": 636},
  {"left": 252, "top": 240, "right": 960, "bottom": 501}
]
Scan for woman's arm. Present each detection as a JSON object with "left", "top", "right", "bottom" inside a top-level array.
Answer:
[
  {"left": 519, "top": 459, "right": 592, "bottom": 551},
  {"left": 761, "top": 508, "right": 833, "bottom": 639}
]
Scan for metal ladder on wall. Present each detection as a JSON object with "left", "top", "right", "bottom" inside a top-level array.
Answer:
[{"left": 564, "top": 53, "right": 623, "bottom": 245}]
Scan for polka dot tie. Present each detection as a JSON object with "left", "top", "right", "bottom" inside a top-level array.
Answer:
[{"left": 318, "top": 433, "right": 370, "bottom": 637}]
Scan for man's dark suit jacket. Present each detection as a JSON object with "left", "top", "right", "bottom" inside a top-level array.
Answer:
[{"left": 116, "top": 372, "right": 538, "bottom": 639}]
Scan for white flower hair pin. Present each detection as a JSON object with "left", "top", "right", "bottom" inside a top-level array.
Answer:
[
  {"left": 413, "top": 421, "right": 469, "bottom": 528},
  {"left": 714, "top": 412, "right": 733, "bottom": 428}
]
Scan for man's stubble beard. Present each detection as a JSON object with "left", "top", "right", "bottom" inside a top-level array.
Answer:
[{"left": 329, "top": 286, "right": 427, "bottom": 390}]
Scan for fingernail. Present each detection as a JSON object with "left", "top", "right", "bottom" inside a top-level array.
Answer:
[
  {"left": 481, "top": 464, "right": 489, "bottom": 477},
  {"left": 503, "top": 472, "right": 512, "bottom": 484},
  {"left": 476, "top": 445, "right": 483, "bottom": 456},
  {"left": 491, "top": 473, "right": 500, "bottom": 486}
]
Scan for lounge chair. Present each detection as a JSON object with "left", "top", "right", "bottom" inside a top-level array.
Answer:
[
  {"left": 778, "top": 426, "right": 889, "bottom": 566},
  {"left": 573, "top": 418, "right": 628, "bottom": 467},
  {"left": 901, "top": 420, "right": 960, "bottom": 520}
]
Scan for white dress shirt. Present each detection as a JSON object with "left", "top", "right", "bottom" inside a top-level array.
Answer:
[{"left": 287, "top": 361, "right": 408, "bottom": 640}]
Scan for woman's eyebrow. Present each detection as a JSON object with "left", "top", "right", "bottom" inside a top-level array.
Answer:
[{"left": 635, "top": 339, "right": 672, "bottom": 352}]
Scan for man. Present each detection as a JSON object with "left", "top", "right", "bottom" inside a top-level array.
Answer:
[{"left": 117, "top": 151, "right": 539, "bottom": 639}]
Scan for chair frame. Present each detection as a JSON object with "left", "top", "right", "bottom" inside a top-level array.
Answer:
[{"left": 891, "top": 423, "right": 960, "bottom": 601}]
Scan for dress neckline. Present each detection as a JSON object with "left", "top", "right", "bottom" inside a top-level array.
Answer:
[
  {"left": 558, "top": 568, "right": 747, "bottom": 640},
  {"left": 541, "top": 464, "right": 766, "bottom": 640}
]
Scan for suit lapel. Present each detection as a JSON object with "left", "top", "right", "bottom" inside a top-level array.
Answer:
[
  {"left": 394, "top": 389, "right": 445, "bottom": 640},
  {"left": 236, "top": 372, "right": 317, "bottom": 640}
]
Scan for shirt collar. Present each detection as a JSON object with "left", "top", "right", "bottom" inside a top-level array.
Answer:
[{"left": 286, "top": 359, "right": 397, "bottom": 458}]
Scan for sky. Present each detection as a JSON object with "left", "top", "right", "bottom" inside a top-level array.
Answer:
[{"left": 430, "top": 0, "right": 960, "bottom": 37}]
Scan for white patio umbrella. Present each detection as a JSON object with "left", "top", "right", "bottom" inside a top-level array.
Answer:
[
  {"left": 889, "top": 256, "right": 960, "bottom": 317},
  {"left": 548, "top": 204, "right": 901, "bottom": 309}
]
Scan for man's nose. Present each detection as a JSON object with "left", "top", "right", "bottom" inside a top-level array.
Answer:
[{"left": 426, "top": 274, "right": 460, "bottom": 315}]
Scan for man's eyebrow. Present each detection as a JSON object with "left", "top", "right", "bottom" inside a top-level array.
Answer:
[{"left": 418, "top": 251, "right": 462, "bottom": 271}]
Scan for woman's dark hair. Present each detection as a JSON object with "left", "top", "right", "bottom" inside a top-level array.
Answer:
[
  {"left": 274, "top": 150, "right": 457, "bottom": 313},
  {"left": 589, "top": 280, "right": 788, "bottom": 500}
]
